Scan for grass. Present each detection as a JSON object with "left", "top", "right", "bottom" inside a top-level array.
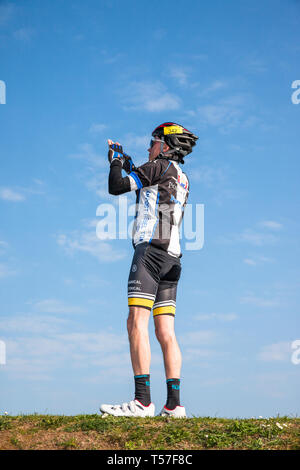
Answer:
[{"left": 0, "top": 414, "right": 299, "bottom": 450}]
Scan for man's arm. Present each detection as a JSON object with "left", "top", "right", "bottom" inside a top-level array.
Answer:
[
  {"left": 108, "top": 159, "right": 133, "bottom": 195},
  {"left": 107, "top": 139, "right": 169, "bottom": 195}
]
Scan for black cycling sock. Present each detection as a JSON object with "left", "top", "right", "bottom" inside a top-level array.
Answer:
[
  {"left": 166, "top": 378, "right": 180, "bottom": 410},
  {"left": 134, "top": 374, "right": 151, "bottom": 406}
]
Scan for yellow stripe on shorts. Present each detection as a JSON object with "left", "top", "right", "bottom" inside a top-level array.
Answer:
[
  {"left": 153, "top": 305, "right": 176, "bottom": 316},
  {"left": 128, "top": 297, "right": 154, "bottom": 309}
]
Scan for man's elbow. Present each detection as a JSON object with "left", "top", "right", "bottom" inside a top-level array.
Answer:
[{"left": 109, "top": 184, "right": 122, "bottom": 196}]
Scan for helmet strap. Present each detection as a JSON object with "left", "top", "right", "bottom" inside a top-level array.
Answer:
[{"left": 155, "top": 147, "right": 185, "bottom": 164}]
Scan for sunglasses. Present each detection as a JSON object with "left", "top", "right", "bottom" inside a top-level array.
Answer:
[{"left": 150, "top": 138, "right": 164, "bottom": 148}]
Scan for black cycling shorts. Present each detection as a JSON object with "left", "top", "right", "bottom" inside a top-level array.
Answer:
[{"left": 128, "top": 242, "right": 182, "bottom": 317}]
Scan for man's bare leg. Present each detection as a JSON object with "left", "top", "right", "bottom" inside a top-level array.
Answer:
[
  {"left": 154, "top": 314, "right": 182, "bottom": 379},
  {"left": 154, "top": 314, "right": 185, "bottom": 416},
  {"left": 127, "top": 306, "right": 151, "bottom": 375}
]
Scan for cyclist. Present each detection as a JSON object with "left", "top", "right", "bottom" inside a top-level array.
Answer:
[{"left": 100, "top": 123, "right": 198, "bottom": 418}]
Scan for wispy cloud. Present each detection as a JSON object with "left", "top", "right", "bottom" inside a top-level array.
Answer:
[
  {"left": 121, "top": 80, "right": 181, "bottom": 112},
  {"left": 89, "top": 123, "right": 107, "bottom": 134},
  {"left": 179, "top": 330, "right": 218, "bottom": 346},
  {"left": 56, "top": 227, "right": 127, "bottom": 262},
  {"left": 13, "top": 27, "right": 34, "bottom": 42},
  {"left": 0, "top": 3, "right": 15, "bottom": 26},
  {"left": 257, "top": 341, "right": 293, "bottom": 362},
  {"left": 0, "top": 187, "right": 25, "bottom": 202},
  {"left": 0, "top": 262, "right": 17, "bottom": 279},
  {"left": 100, "top": 49, "right": 124, "bottom": 64},
  {"left": 168, "top": 66, "right": 189, "bottom": 86},
  {"left": 218, "top": 228, "right": 279, "bottom": 247},
  {"left": 237, "top": 229, "right": 278, "bottom": 246},
  {"left": 239, "top": 295, "right": 279, "bottom": 308},
  {"left": 3, "top": 322, "right": 128, "bottom": 381},
  {"left": 198, "top": 80, "right": 227, "bottom": 97},
  {"left": 189, "top": 164, "right": 228, "bottom": 188},
  {"left": 121, "top": 133, "right": 149, "bottom": 156},
  {"left": 194, "top": 313, "right": 238, "bottom": 322},
  {"left": 69, "top": 143, "right": 106, "bottom": 169},
  {"left": 0, "top": 240, "right": 8, "bottom": 255},
  {"left": 243, "top": 255, "right": 274, "bottom": 266},
  {"left": 243, "top": 55, "right": 267, "bottom": 74},
  {"left": 197, "top": 94, "right": 247, "bottom": 133},
  {"left": 259, "top": 220, "right": 283, "bottom": 230},
  {"left": 32, "top": 299, "right": 87, "bottom": 315},
  {"left": 0, "top": 180, "right": 46, "bottom": 202},
  {"left": 153, "top": 29, "right": 166, "bottom": 41},
  {"left": 0, "top": 314, "right": 68, "bottom": 334}
]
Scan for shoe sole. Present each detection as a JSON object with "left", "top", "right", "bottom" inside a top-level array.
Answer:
[{"left": 100, "top": 410, "right": 154, "bottom": 418}]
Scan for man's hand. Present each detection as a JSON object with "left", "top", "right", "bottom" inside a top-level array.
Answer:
[
  {"left": 107, "top": 139, "right": 136, "bottom": 173},
  {"left": 108, "top": 139, "right": 125, "bottom": 165}
]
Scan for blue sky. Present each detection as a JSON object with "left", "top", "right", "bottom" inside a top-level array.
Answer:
[{"left": 0, "top": 0, "right": 300, "bottom": 418}]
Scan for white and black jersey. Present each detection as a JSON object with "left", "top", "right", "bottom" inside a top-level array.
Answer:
[{"left": 109, "top": 157, "right": 189, "bottom": 258}]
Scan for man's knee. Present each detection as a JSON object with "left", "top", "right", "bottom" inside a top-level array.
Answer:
[
  {"left": 127, "top": 306, "right": 150, "bottom": 336},
  {"left": 155, "top": 322, "right": 176, "bottom": 345}
]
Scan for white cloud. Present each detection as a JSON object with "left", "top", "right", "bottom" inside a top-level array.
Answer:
[
  {"left": 244, "top": 258, "right": 257, "bottom": 266},
  {"left": 3, "top": 321, "right": 129, "bottom": 381},
  {"left": 194, "top": 313, "right": 238, "bottom": 322},
  {"left": 189, "top": 164, "right": 227, "bottom": 188},
  {"left": 257, "top": 341, "right": 293, "bottom": 362},
  {"left": 89, "top": 123, "right": 107, "bottom": 134},
  {"left": 0, "top": 240, "right": 8, "bottom": 255},
  {"left": 197, "top": 94, "right": 246, "bottom": 131},
  {"left": 121, "top": 133, "right": 149, "bottom": 154},
  {"left": 179, "top": 330, "right": 217, "bottom": 346},
  {"left": 243, "top": 255, "right": 274, "bottom": 266},
  {"left": 56, "top": 228, "right": 127, "bottom": 262},
  {"left": 259, "top": 220, "right": 283, "bottom": 230},
  {"left": 196, "top": 93, "right": 259, "bottom": 134},
  {"left": 13, "top": 27, "right": 34, "bottom": 42},
  {"left": 32, "top": 299, "right": 87, "bottom": 315},
  {"left": 238, "top": 229, "right": 278, "bottom": 246},
  {"left": 168, "top": 67, "right": 189, "bottom": 86},
  {"left": 122, "top": 80, "right": 181, "bottom": 112},
  {"left": 239, "top": 295, "right": 279, "bottom": 307},
  {"left": 0, "top": 262, "right": 17, "bottom": 279},
  {"left": 198, "top": 80, "right": 227, "bottom": 97},
  {"left": 243, "top": 56, "right": 267, "bottom": 74},
  {"left": 69, "top": 143, "right": 107, "bottom": 169},
  {"left": 0, "top": 187, "right": 25, "bottom": 202},
  {"left": 0, "top": 314, "right": 67, "bottom": 334},
  {"left": 219, "top": 229, "right": 278, "bottom": 247}
]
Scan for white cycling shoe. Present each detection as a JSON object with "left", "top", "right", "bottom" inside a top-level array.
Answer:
[
  {"left": 159, "top": 405, "right": 187, "bottom": 418},
  {"left": 100, "top": 399, "right": 155, "bottom": 417}
]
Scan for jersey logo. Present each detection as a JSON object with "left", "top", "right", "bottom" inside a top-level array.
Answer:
[{"left": 177, "top": 172, "right": 188, "bottom": 190}]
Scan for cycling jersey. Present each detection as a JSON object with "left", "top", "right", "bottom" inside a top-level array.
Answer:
[{"left": 109, "top": 157, "right": 189, "bottom": 258}]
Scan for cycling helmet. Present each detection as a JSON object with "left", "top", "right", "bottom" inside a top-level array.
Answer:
[{"left": 152, "top": 122, "right": 198, "bottom": 164}]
